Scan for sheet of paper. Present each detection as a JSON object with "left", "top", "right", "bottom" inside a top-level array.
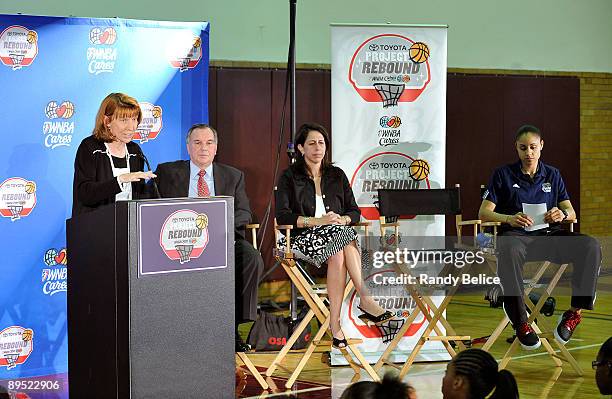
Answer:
[{"left": 522, "top": 203, "right": 549, "bottom": 232}]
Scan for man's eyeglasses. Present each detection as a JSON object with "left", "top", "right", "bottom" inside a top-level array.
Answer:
[{"left": 592, "top": 360, "right": 612, "bottom": 370}]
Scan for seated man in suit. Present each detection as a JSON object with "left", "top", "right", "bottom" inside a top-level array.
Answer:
[{"left": 154, "top": 123, "right": 264, "bottom": 352}]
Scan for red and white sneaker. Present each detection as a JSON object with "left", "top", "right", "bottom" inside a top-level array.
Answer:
[
  {"left": 515, "top": 322, "right": 541, "bottom": 350},
  {"left": 554, "top": 309, "right": 582, "bottom": 345}
]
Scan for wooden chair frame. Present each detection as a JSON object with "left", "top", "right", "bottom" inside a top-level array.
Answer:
[
  {"left": 373, "top": 185, "right": 478, "bottom": 377},
  {"left": 234, "top": 223, "right": 277, "bottom": 391},
  {"left": 265, "top": 222, "right": 381, "bottom": 388},
  {"left": 479, "top": 220, "right": 583, "bottom": 376}
]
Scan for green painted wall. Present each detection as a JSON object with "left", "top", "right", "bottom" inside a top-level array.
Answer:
[{"left": 1, "top": 0, "right": 610, "bottom": 72}]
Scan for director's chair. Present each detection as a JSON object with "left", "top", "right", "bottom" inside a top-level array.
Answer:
[
  {"left": 372, "top": 185, "right": 479, "bottom": 377},
  {"left": 479, "top": 220, "right": 583, "bottom": 376},
  {"left": 265, "top": 220, "right": 381, "bottom": 388}
]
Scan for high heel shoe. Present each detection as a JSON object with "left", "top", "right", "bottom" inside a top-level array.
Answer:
[
  {"left": 357, "top": 306, "right": 394, "bottom": 325},
  {"left": 332, "top": 336, "right": 348, "bottom": 349}
]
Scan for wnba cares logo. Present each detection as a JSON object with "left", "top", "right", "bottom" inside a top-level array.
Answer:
[
  {"left": 42, "top": 248, "right": 68, "bottom": 296},
  {"left": 87, "top": 27, "right": 117, "bottom": 75},
  {"left": 378, "top": 116, "right": 402, "bottom": 147},
  {"left": 168, "top": 35, "right": 203, "bottom": 72},
  {"left": 134, "top": 103, "right": 163, "bottom": 143},
  {"left": 0, "top": 326, "right": 34, "bottom": 370},
  {"left": 349, "top": 34, "right": 431, "bottom": 108},
  {"left": 45, "top": 100, "right": 75, "bottom": 119},
  {"left": 379, "top": 116, "right": 401, "bottom": 129},
  {"left": 0, "top": 25, "right": 39, "bottom": 70},
  {"left": 0, "top": 177, "right": 37, "bottom": 221},
  {"left": 43, "top": 100, "right": 75, "bottom": 149},
  {"left": 89, "top": 27, "right": 117, "bottom": 45},
  {"left": 160, "top": 210, "right": 210, "bottom": 264}
]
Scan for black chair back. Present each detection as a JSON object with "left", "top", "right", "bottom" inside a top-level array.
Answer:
[{"left": 377, "top": 187, "right": 461, "bottom": 218}]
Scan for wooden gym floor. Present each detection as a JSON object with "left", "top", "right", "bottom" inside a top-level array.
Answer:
[{"left": 236, "top": 273, "right": 612, "bottom": 398}]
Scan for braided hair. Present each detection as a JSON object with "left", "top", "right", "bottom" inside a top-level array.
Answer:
[{"left": 451, "top": 349, "right": 518, "bottom": 399}]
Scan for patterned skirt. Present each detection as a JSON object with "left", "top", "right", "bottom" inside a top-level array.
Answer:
[{"left": 277, "top": 225, "right": 359, "bottom": 268}]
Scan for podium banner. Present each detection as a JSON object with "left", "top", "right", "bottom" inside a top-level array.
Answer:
[
  {"left": 139, "top": 199, "right": 229, "bottom": 275},
  {"left": 0, "top": 14, "right": 209, "bottom": 397},
  {"left": 331, "top": 24, "right": 448, "bottom": 364}
]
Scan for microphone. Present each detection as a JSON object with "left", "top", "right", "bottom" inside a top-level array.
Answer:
[{"left": 138, "top": 152, "right": 161, "bottom": 199}]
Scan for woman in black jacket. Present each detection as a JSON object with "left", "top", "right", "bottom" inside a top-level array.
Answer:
[
  {"left": 72, "top": 93, "right": 155, "bottom": 216},
  {"left": 275, "top": 123, "right": 393, "bottom": 349}
]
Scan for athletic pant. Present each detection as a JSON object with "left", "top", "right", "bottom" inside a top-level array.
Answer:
[{"left": 497, "top": 229, "right": 601, "bottom": 326}]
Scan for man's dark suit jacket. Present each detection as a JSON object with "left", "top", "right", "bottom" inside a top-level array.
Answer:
[{"left": 154, "top": 160, "right": 252, "bottom": 239}]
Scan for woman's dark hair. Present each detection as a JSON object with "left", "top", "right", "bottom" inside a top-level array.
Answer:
[
  {"left": 452, "top": 349, "right": 519, "bottom": 399},
  {"left": 515, "top": 124, "right": 542, "bottom": 141},
  {"left": 294, "top": 122, "right": 333, "bottom": 176},
  {"left": 340, "top": 373, "right": 414, "bottom": 399}
]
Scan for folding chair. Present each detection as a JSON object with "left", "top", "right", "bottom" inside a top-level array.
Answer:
[
  {"left": 265, "top": 221, "right": 381, "bottom": 388},
  {"left": 373, "top": 185, "right": 479, "bottom": 377},
  {"left": 480, "top": 220, "right": 584, "bottom": 376}
]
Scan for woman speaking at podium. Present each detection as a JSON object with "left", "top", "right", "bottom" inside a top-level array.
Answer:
[{"left": 72, "top": 93, "right": 155, "bottom": 216}]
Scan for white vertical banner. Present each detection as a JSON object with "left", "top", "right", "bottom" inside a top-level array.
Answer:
[{"left": 331, "top": 24, "right": 448, "bottom": 364}]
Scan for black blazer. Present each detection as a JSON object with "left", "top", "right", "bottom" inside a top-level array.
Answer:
[
  {"left": 154, "top": 160, "right": 252, "bottom": 238},
  {"left": 72, "top": 136, "right": 146, "bottom": 216},
  {"left": 275, "top": 164, "right": 360, "bottom": 234}
]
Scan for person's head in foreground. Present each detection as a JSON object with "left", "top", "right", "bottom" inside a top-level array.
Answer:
[
  {"left": 340, "top": 373, "right": 416, "bottom": 399},
  {"left": 442, "top": 349, "right": 519, "bottom": 399},
  {"left": 595, "top": 337, "right": 612, "bottom": 395}
]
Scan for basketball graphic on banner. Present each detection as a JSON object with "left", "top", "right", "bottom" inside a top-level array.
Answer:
[
  {"left": 0, "top": 14, "right": 211, "bottom": 392},
  {"left": 409, "top": 159, "right": 430, "bottom": 181},
  {"left": 26, "top": 30, "right": 37, "bottom": 44},
  {"left": 89, "top": 27, "right": 117, "bottom": 45},
  {"left": 195, "top": 213, "right": 208, "bottom": 230},
  {"left": 167, "top": 34, "right": 204, "bottom": 71},
  {"left": 333, "top": 22, "right": 448, "bottom": 367},
  {"left": 101, "top": 27, "right": 117, "bottom": 45},
  {"left": 348, "top": 34, "right": 431, "bottom": 107},
  {"left": 152, "top": 105, "right": 162, "bottom": 119},
  {"left": 24, "top": 181, "right": 36, "bottom": 194},
  {"left": 89, "top": 27, "right": 102, "bottom": 44},
  {"left": 56, "top": 101, "right": 75, "bottom": 119},
  {"left": 409, "top": 42, "right": 430, "bottom": 64},
  {"left": 0, "top": 177, "right": 38, "bottom": 221},
  {"left": 135, "top": 102, "right": 163, "bottom": 143},
  {"left": 0, "top": 326, "right": 34, "bottom": 370},
  {"left": 22, "top": 329, "right": 33, "bottom": 342},
  {"left": 0, "top": 25, "right": 39, "bottom": 69},
  {"left": 160, "top": 209, "right": 210, "bottom": 264},
  {"left": 43, "top": 249, "right": 58, "bottom": 266},
  {"left": 45, "top": 101, "right": 58, "bottom": 119},
  {"left": 350, "top": 153, "right": 431, "bottom": 220}
]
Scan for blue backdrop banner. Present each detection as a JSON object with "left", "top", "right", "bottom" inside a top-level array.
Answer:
[{"left": 0, "top": 14, "right": 209, "bottom": 398}]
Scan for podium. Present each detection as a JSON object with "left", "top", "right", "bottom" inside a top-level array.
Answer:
[{"left": 66, "top": 198, "right": 235, "bottom": 399}]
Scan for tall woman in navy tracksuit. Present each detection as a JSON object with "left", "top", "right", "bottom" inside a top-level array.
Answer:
[{"left": 479, "top": 124, "right": 600, "bottom": 350}]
